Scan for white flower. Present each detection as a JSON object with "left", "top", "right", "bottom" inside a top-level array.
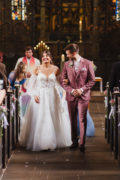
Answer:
[{"left": 0, "top": 106, "right": 7, "bottom": 114}]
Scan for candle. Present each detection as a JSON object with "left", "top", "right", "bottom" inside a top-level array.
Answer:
[
  {"left": 79, "top": 20, "right": 82, "bottom": 31},
  {"left": 61, "top": 54, "right": 65, "bottom": 62}
]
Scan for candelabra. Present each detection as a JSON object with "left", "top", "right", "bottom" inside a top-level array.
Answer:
[{"left": 34, "top": 41, "right": 50, "bottom": 58}]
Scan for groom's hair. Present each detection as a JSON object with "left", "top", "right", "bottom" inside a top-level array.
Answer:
[{"left": 64, "top": 43, "right": 79, "bottom": 54}]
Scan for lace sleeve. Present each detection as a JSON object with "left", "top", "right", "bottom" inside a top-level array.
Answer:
[{"left": 26, "top": 75, "right": 38, "bottom": 94}]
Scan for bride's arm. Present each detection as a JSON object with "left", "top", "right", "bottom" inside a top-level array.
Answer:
[
  {"left": 26, "top": 75, "right": 37, "bottom": 91},
  {"left": 26, "top": 66, "right": 42, "bottom": 103}
]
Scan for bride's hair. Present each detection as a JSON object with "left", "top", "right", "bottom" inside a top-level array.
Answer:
[{"left": 42, "top": 50, "right": 53, "bottom": 64}]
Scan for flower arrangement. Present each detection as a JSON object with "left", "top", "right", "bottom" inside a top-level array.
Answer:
[
  {"left": 109, "top": 99, "right": 115, "bottom": 106},
  {"left": 12, "top": 94, "right": 17, "bottom": 102},
  {"left": 0, "top": 105, "right": 7, "bottom": 115},
  {"left": 109, "top": 99, "right": 115, "bottom": 121},
  {"left": 103, "top": 90, "right": 107, "bottom": 96}
]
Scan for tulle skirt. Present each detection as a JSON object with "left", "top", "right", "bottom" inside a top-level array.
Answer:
[{"left": 19, "top": 86, "right": 72, "bottom": 151}]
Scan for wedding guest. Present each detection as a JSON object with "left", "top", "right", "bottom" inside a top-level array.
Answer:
[
  {"left": 0, "top": 89, "right": 6, "bottom": 105},
  {"left": 0, "top": 51, "right": 7, "bottom": 89},
  {"left": 8, "top": 62, "right": 27, "bottom": 92},
  {"left": 15, "top": 46, "right": 40, "bottom": 78},
  {"left": 0, "top": 60, "right": 7, "bottom": 105}
]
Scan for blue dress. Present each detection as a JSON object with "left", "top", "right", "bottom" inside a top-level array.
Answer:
[
  {"left": 59, "top": 91, "right": 95, "bottom": 137},
  {"left": 77, "top": 110, "right": 95, "bottom": 137},
  {"left": 14, "top": 79, "right": 26, "bottom": 86},
  {"left": 8, "top": 71, "right": 26, "bottom": 89}
]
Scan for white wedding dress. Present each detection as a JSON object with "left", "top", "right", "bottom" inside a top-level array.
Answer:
[{"left": 19, "top": 72, "right": 72, "bottom": 151}]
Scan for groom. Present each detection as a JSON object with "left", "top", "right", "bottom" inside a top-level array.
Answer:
[{"left": 61, "top": 43, "right": 95, "bottom": 152}]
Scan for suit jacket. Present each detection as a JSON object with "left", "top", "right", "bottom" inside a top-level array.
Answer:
[
  {"left": 61, "top": 58, "right": 95, "bottom": 102},
  {"left": 109, "top": 61, "right": 120, "bottom": 92}
]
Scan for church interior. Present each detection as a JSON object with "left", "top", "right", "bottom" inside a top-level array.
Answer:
[
  {"left": 0, "top": 0, "right": 120, "bottom": 179},
  {"left": 0, "top": 0, "right": 120, "bottom": 87}
]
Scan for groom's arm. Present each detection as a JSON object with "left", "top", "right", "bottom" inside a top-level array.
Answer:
[{"left": 61, "top": 63, "right": 73, "bottom": 94}]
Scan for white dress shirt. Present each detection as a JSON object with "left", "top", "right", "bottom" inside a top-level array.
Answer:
[
  {"left": 71, "top": 56, "right": 84, "bottom": 95},
  {"left": 74, "top": 56, "right": 81, "bottom": 73}
]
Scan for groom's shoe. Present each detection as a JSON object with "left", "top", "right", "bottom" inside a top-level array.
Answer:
[
  {"left": 79, "top": 145, "right": 85, "bottom": 152},
  {"left": 70, "top": 142, "right": 78, "bottom": 150}
]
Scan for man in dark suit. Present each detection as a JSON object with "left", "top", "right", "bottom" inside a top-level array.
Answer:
[{"left": 109, "top": 61, "right": 120, "bottom": 93}]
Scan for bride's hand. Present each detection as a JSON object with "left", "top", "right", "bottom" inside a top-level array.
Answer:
[
  {"left": 63, "top": 79, "right": 69, "bottom": 85},
  {"left": 34, "top": 96, "right": 40, "bottom": 103}
]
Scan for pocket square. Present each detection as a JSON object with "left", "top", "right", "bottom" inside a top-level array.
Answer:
[{"left": 81, "top": 67, "right": 87, "bottom": 71}]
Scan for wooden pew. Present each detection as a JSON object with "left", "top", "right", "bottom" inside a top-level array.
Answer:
[
  {"left": 2, "top": 97, "right": 8, "bottom": 169},
  {"left": 14, "top": 84, "right": 20, "bottom": 144},
  {"left": 118, "top": 96, "right": 120, "bottom": 164},
  {"left": 0, "top": 127, "right": 2, "bottom": 174},
  {"left": 113, "top": 92, "right": 120, "bottom": 160},
  {"left": 0, "top": 84, "right": 20, "bottom": 171},
  {"left": 11, "top": 89, "right": 16, "bottom": 150},
  {"left": 105, "top": 82, "right": 111, "bottom": 144},
  {"left": 7, "top": 89, "right": 13, "bottom": 159}
]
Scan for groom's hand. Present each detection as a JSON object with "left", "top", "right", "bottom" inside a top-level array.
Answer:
[
  {"left": 34, "top": 96, "right": 40, "bottom": 103},
  {"left": 72, "top": 89, "right": 83, "bottom": 97},
  {"left": 72, "top": 89, "right": 80, "bottom": 97},
  {"left": 76, "top": 89, "right": 83, "bottom": 96}
]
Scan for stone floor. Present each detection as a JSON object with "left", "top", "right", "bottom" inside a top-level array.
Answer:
[{"left": 1, "top": 91, "right": 120, "bottom": 180}]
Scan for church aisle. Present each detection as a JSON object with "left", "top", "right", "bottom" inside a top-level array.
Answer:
[{"left": 1, "top": 92, "right": 120, "bottom": 180}]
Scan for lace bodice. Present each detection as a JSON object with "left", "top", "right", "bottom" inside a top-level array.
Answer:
[{"left": 36, "top": 72, "right": 56, "bottom": 88}]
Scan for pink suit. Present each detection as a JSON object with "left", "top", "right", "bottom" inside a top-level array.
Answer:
[{"left": 62, "top": 58, "right": 95, "bottom": 145}]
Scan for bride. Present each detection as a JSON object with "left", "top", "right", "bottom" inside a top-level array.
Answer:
[{"left": 19, "top": 50, "right": 72, "bottom": 151}]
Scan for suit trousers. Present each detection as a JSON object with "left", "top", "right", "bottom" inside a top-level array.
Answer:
[{"left": 68, "top": 99, "right": 88, "bottom": 146}]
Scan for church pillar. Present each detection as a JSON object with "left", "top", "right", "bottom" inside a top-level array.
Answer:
[
  {"left": 40, "top": 0, "right": 46, "bottom": 41},
  {"left": 92, "top": 0, "right": 99, "bottom": 58}
]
